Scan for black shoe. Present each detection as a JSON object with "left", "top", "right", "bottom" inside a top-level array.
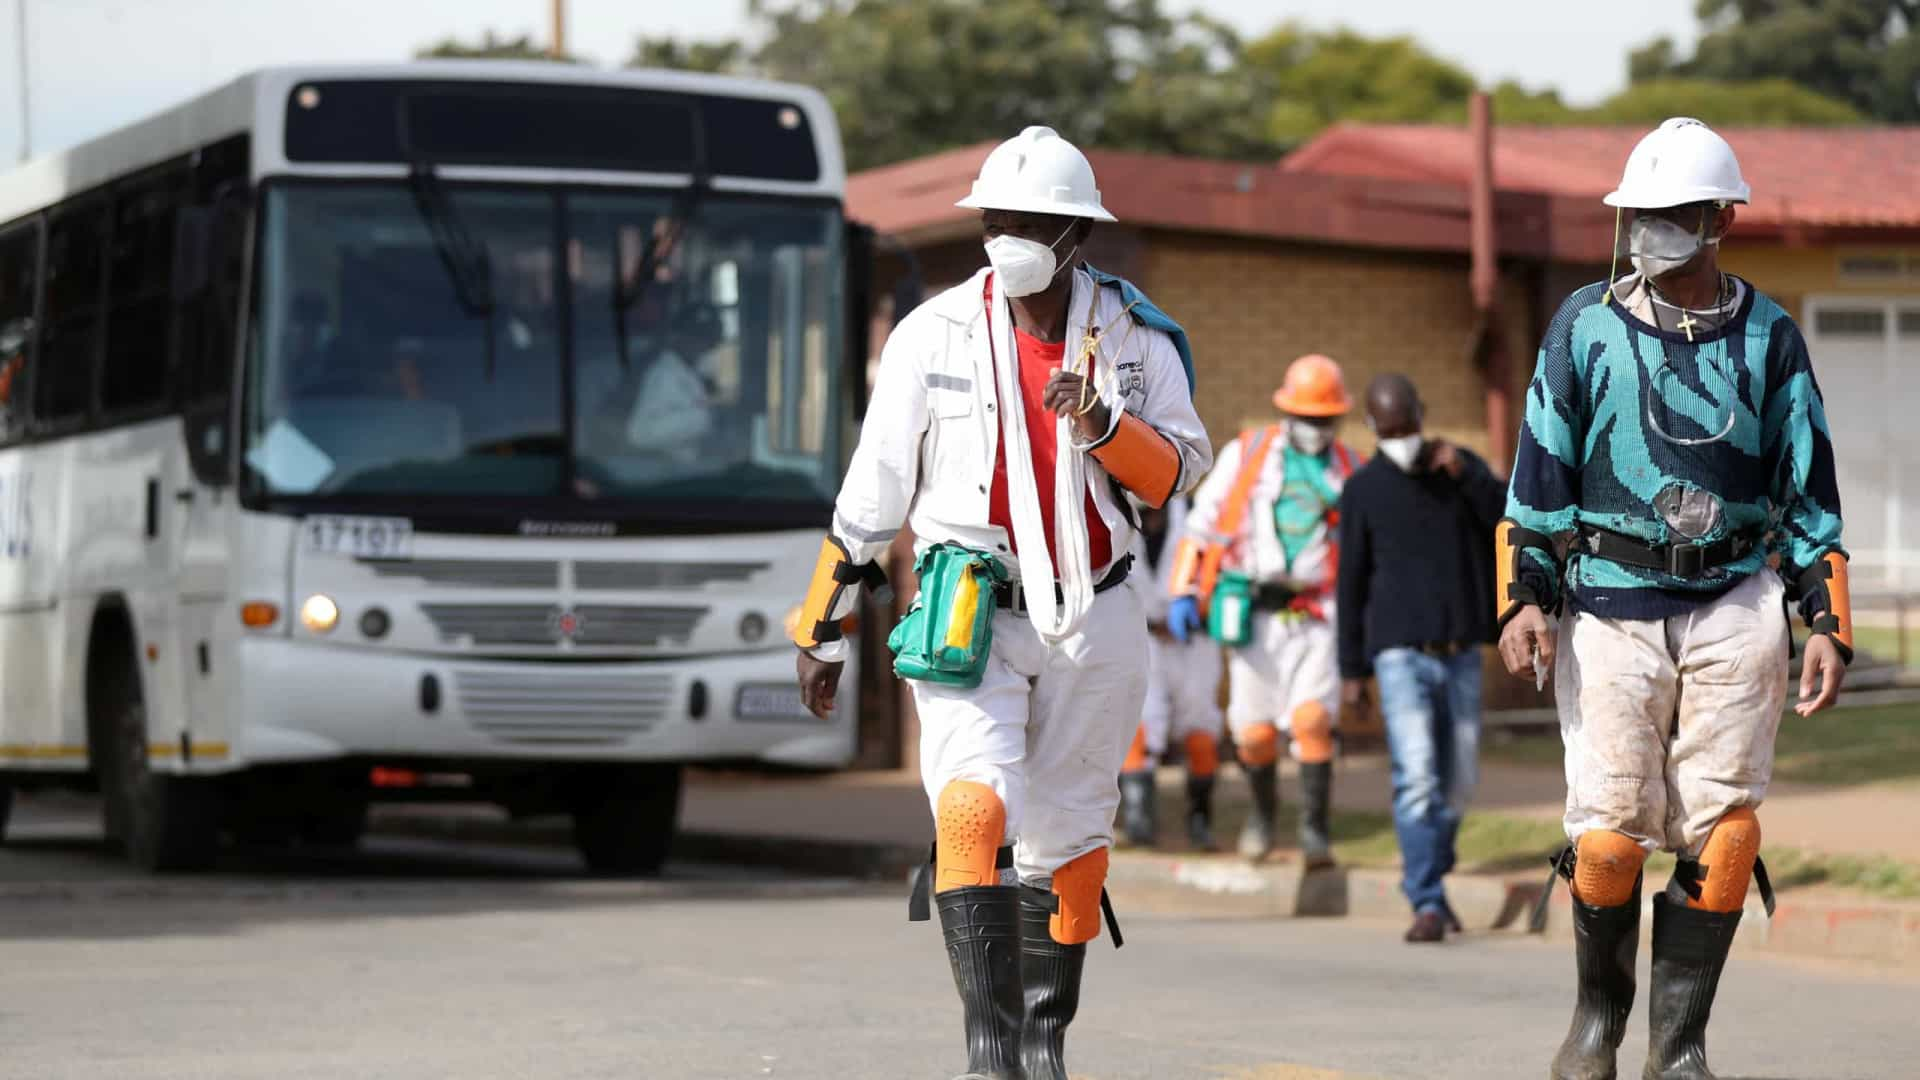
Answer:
[
  {"left": 1237, "top": 762, "right": 1279, "bottom": 860},
  {"left": 1405, "top": 909, "right": 1448, "bottom": 943},
  {"left": 936, "top": 886, "right": 1028, "bottom": 1080},
  {"left": 1185, "top": 773, "right": 1218, "bottom": 852},
  {"left": 1297, "top": 760, "right": 1335, "bottom": 869},
  {"left": 1018, "top": 890, "right": 1085, "bottom": 1080},
  {"left": 1643, "top": 893, "right": 1741, "bottom": 1080},
  {"left": 1117, "top": 770, "right": 1157, "bottom": 848},
  {"left": 1550, "top": 880, "right": 1641, "bottom": 1080}
]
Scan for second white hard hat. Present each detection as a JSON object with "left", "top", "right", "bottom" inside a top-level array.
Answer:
[
  {"left": 955, "top": 125, "right": 1117, "bottom": 222},
  {"left": 1604, "top": 117, "right": 1751, "bottom": 209}
]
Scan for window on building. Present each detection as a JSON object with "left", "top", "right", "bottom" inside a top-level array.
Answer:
[
  {"left": 39, "top": 202, "right": 108, "bottom": 426},
  {"left": 103, "top": 163, "right": 189, "bottom": 415},
  {"left": 0, "top": 221, "right": 39, "bottom": 443}
]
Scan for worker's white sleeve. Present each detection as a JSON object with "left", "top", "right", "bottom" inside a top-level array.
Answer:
[
  {"left": 1181, "top": 434, "right": 1242, "bottom": 547},
  {"left": 829, "top": 316, "right": 929, "bottom": 567}
]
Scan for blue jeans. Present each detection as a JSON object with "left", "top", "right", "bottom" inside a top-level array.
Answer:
[{"left": 1374, "top": 647, "right": 1483, "bottom": 915}]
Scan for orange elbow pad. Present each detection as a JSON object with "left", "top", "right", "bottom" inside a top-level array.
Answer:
[
  {"left": 1801, "top": 552, "right": 1853, "bottom": 662},
  {"left": 1090, "top": 412, "right": 1181, "bottom": 509},
  {"left": 1167, "top": 537, "right": 1206, "bottom": 597}
]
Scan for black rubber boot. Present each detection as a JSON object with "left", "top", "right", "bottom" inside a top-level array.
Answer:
[
  {"left": 1297, "top": 760, "right": 1335, "bottom": 869},
  {"left": 1237, "top": 762, "right": 1279, "bottom": 860},
  {"left": 935, "top": 885, "right": 1028, "bottom": 1080},
  {"left": 1018, "top": 890, "right": 1085, "bottom": 1080},
  {"left": 1116, "top": 770, "right": 1157, "bottom": 848},
  {"left": 1643, "top": 894, "right": 1742, "bottom": 1080},
  {"left": 1550, "top": 879, "right": 1641, "bottom": 1080},
  {"left": 1185, "top": 773, "right": 1218, "bottom": 852}
]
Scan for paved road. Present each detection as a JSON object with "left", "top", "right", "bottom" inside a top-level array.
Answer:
[{"left": 1, "top": 798, "right": 1915, "bottom": 1080}]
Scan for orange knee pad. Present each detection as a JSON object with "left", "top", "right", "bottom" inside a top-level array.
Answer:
[
  {"left": 1572, "top": 829, "right": 1648, "bottom": 907},
  {"left": 1689, "top": 808, "right": 1760, "bottom": 913},
  {"left": 1237, "top": 723, "right": 1279, "bottom": 768},
  {"left": 1049, "top": 847, "right": 1110, "bottom": 944},
  {"left": 935, "top": 780, "right": 1006, "bottom": 892},
  {"left": 1121, "top": 726, "right": 1150, "bottom": 773},
  {"left": 1184, "top": 731, "right": 1219, "bottom": 778},
  {"left": 1290, "top": 703, "right": 1334, "bottom": 765}
]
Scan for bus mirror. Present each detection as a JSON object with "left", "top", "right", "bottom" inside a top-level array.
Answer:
[{"left": 172, "top": 206, "right": 214, "bottom": 302}]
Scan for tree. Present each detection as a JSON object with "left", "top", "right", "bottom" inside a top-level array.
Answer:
[
  {"left": 1243, "top": 25, "right": 1479, "bottom": 143},
  {"left": 1586, "top": 77, "right": 1864, "bottom": 125},
  {"left": 1632, "top": 1, "right": 1920, "bottom": 121},
  {"left": 417, "top": 30, "right": 576, "bottom": 63},
  {"left": 631, "top": 38, "right": 745, "bottom": 74}
]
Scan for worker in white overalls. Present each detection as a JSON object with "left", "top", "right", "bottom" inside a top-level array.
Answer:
[
  {"left": 791, "top": 126, "right": 1210, "bottom": 1080},
  {"left": 1169, "top": 354, "right": 1358, "bottom": 867},
  {"left": 1117, "top": 493, "right": 1224, "bottom": 851}
]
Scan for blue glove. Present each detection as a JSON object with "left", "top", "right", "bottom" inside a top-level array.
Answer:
[{"left": 1167, "top": 596, "right": 1203, "bottom": 643}]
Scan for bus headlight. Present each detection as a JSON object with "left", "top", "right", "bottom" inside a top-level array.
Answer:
[{"left": 300, "top": 594, "right": 340, "bottom": 634}]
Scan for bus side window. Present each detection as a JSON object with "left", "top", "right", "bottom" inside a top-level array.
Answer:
[
  {"left": 178, "top": 136, "right": 250, "bottom": 484},
  {"left": 38, "top": 202, "right": 108, "bottom": 428},
  {"left": 103, "top": 165, "right": 190, "bottom": 416},
  {"left": 0, "top": 221, "right": 38, "bottom": 444}
]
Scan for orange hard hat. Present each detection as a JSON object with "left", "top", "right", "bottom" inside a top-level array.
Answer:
[{"left": 1272, "top": 354, "right": 1352, "bottom": 417}]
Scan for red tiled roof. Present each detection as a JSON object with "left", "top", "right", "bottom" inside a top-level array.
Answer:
[{"left": 1282, "top": 123, "right": 1920, "bottom": 230}]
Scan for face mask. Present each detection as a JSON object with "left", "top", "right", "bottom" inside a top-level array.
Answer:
[
  {"left": 1288, "top": 421, "right": 1333, "bottom": 456},
  {"left": 1377, "top": 434, "right": 1424, "bottom": 472},
  {"left": 984, "top": 223, "right": 1077, "bottom": 298},
  {"left": 1628, "top": 212, "right": 1717, "bottom": 279}
]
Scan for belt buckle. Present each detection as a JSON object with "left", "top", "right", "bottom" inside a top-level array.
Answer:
[{"left": 1666, "top": 543, "right": 1706, "bottom": 577}]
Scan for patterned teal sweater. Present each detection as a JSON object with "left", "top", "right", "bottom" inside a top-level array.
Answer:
[{"left": 1504, "top": 278, "right": 1845, "bottom": 620}]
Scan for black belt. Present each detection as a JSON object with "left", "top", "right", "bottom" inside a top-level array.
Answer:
[
  {"left": 1575, "top": 524, "right": 1759, "bottom": 579},
  {"left": 1251, "top": 582, "right": 1297, "bottom": 611},
  {"left": 992, "top": 554, "right": 1133, "bottom": 618}
]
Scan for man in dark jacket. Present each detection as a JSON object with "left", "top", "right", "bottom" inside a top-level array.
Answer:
[{"left": 1336, "top": 373, "right": 1506, "bottom": 942}]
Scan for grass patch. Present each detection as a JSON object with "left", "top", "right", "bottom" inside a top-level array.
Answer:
[{"left": 1484, "top": 702, "right": 1920, "bottom": 787}]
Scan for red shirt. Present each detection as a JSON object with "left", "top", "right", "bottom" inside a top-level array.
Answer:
[{"left": 984, "top": 281, "right": 1115, "bottom": 573}]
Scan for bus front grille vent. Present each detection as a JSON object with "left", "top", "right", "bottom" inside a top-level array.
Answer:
[{"left": 454, "top": 669, "right": 675, "bottom": 745}]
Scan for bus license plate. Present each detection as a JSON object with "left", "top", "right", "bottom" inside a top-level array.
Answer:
[{"left": 301, "top": 515, "right": 415, "bottom": 560}]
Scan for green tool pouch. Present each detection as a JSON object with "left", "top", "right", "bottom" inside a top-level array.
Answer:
[
  {"left": 1208, "top": 570, "right": 1255, "bottom": 646},
  {"left": 887, "top": 543, "right": 1008, "bottom": 688}
]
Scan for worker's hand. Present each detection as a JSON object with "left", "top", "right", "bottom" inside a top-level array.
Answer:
[
  {"left": 1498, "top": 605, "right": 1556, "bottom": 680},
  {"left": 796, "top": 649, "right": 845, "bottom": 720},
  {"left": 1341, "top": 678, "right": 1368, "bottom": 712},
  {"left": 1044, "top": 367, "right": 1112, "bottom": 442},
  {"left": 1167, "top": 596, "right": 1204, "bottom": 643},
  {"left": 1426, "top": 438, "right": 1464, "bottom": 478},
  {"left": 1146, "top": 618, "right": 1174, "bottom": 641},
  {"left": 1796, "top": 633, "right": 1847, "bottom": 716}
]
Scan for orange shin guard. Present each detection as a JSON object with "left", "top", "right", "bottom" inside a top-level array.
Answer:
[
  {"left": 1184, "top": 731, "right": 1219, "bottom": 778},
  {"left": 1121, "top": 726, "right": 1150, "bottom": 773},
  {"left": 1049, "top": 847, "right": 1110, "bottom": 944},
  {"left": 1237, "top": 723, "right": 1279, "bottom": 768},
  {"left": 1689, "top": 808, "right": 1760, "bottom": 913},
  {"left": 935, "top": 780, "right": 1006, "bottom": 892},
  {"left": 1290, "top": 703, "right": 1335, "bottom": 765},
  {"left": 1572, "top": 830, "right": 1648, "bottom": 907}
]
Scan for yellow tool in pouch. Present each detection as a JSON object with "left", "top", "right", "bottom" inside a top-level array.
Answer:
[
  {"left": 888, "top": 543, "right": 1009, "bottom": 688},
  {"left": 1208, "top": 570, "right": 1255, "bottom": 646}
]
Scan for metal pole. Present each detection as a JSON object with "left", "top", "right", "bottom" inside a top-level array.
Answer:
[
  {"left": 15, "top": 0, "right": 29, "bottom": 164},
  {"left": 549, "top": 0, "right": 566, "bottom": 59}
]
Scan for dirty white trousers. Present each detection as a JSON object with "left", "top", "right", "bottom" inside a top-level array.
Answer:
[
  {"left": 914, "top": 584, "right": 1149, "bottom": 884},
  {"left": 1225, "top": 613, "right": 1341, "bottom": 756},
  {"left": 1555, "top": 570, "right": 1790, "bottom": 854},
  {"left": 1142, "top": 634, "right": 1223, "bottom": 760}
]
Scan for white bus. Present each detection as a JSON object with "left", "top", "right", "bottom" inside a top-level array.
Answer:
[{"left": 0, "top": 63, "right": 876, "bottom": 872}]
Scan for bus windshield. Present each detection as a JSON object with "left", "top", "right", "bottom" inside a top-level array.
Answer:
[{"left": 244, "top": 181, "right": 845, "bottom": 519}]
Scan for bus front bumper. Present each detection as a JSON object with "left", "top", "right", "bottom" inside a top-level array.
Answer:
[{"left": 225, "top": 638, "right": 858, "bottom": 771}]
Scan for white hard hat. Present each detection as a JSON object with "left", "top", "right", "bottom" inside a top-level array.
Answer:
[
  {"left": 1603, "top": 117, "right": 1751, "bottom": 209},
  {"left": 955, "top": 125, "right": 1117, "bottom": 222}
]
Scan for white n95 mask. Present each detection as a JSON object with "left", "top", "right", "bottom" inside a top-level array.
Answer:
[
  {"left": 1288, "top": 421, "right": 1333, "bottom": 455},
  {"left": 984, "top": 223, "right": 1077, "bottom": 298},
  {"left": 1377, "top": 434, "right": 1424, "bottom": 472},
  {"left": 1629, "top": 213, "right": 1716, "bottom": 279}
]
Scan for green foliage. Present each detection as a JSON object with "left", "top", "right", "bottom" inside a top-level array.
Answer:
[
  {"left": 1585, "top": 77, "right": 1865, "bottom": 125},
  {"left": 630, "top": 38, "right": 745, "bottom": 74},
  {"left": 1634, "top": 0, "right": 1920, "bottom": 121},
  {"left": 416, "top": 30, "right": 577, "bottom": 63},
  {"left": 1244, "top": 25, "right": 1477, "bottom": 143}
]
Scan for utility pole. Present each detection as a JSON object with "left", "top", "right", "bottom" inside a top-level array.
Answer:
[
  {"left": 548, "top": 0, "right": 566, "bottom": 60},
  {"left": 15, "top": 0, "right": 29, "bottom": 164}
]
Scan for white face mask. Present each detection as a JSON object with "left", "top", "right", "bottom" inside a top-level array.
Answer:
[
  {"left": 1288, "top": 421, "right": 1333, "bottom": 456},
  {"left": 1377, "top": 434, "right": 1424, "bottom": 472},
  {"left": 1628, "top": 212, "right": 1718, "bottom": 279},
  {"left": 984, "top": 223, "right": 1077, "bottom": 298}
]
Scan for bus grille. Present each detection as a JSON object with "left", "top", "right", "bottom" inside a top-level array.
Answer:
[
  {"left": 573, "top": 560, "right": 769, "bottom": 590},
  {"left": 419, "top": 604, "right": 558, "bottom": 645},
  {"left": 418, "top": 603, "right": 707, "bottom": 646},
  {"left": 363, "top": 559, "right": 560, "bottom": 588},
  {"left": 453, "top": 669, "right": 674, "bottom": 744}
]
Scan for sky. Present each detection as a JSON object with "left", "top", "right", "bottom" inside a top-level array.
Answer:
[{"left": 0, "top": 0, "right": 1700, "bottom": 164}]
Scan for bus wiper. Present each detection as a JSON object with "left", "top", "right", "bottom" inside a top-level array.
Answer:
[
  {"left": 408, "top": 161, "right": 499, "bottom": 379},
  {"left": 612, "top": 171, "right": 707, "bottom": 370}
]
